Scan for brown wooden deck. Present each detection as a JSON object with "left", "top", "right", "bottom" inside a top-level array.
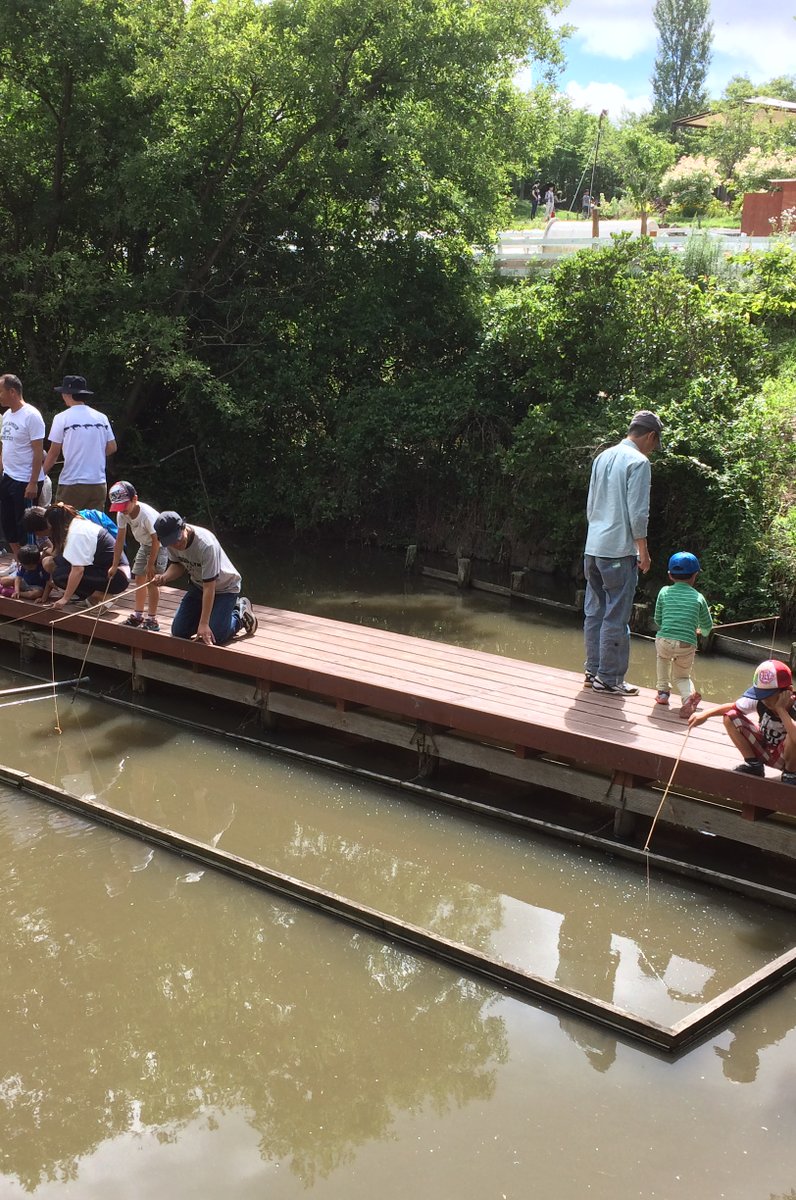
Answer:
[{"left": 1, "top": 574, "right": 795, "bottom": 828}]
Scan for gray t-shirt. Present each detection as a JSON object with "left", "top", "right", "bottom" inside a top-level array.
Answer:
[{"left": 166, "top": 524, "right": 241, "bottom": 594}]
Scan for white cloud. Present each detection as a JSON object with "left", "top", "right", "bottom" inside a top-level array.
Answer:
[
  {"left": 565, "top": 80, "right": 652, "bottom": 117},
  {"left": 555, "top": 1, "right": 656, "bottom": 61}
]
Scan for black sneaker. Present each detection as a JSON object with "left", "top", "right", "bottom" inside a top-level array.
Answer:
[
  {"left": 237, "top": 596, "right": 258, "bottom": 636},
  {"left": 781, "top": 771, "right": 796, "bottom": 786},
  {"left": 733, "top": 760, "right": 764, "bottom": 777},
  {"left": 591, "top": 679, "right": 639, "bottom": 696}
]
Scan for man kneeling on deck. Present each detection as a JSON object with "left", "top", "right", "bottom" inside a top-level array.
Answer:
[
  {"left": 151, "top": 511, "right": 257, "bottom": 646},
  {"left": 688, "top": 659, "right": 796, "bottom": 785}
]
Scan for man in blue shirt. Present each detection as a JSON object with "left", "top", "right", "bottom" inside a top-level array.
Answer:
[{"left": 583, "top": 410, "right": 662, "bottom": 695}]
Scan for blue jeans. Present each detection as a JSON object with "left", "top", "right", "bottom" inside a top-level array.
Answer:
[
  {"left": 171, "top": 585, "right": 241, "bottom": 645},
  {"left": 583, "top": 555, "right": 638, "bottom": 687}
]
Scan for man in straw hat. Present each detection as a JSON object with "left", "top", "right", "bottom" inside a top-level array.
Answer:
[{"left": 43, "top": 374, "right": 117, "bottom": 509}]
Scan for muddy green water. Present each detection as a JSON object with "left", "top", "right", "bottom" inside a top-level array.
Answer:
[{"left": 1, "top": 541, "right": 794, "bottom": 1199}]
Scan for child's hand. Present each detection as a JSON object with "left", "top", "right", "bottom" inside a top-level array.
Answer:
[{"left": 688, "top": 712, "right": 707, "bottom": 728}]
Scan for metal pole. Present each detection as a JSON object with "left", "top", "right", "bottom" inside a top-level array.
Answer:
[
  {"left": 589, "top": 109, "right": 608, "bottom": 209},
  {"left": 0, "top": 677, "right": 87, "bottom": 698}
]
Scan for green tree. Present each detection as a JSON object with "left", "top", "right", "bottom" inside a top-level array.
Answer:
[
  {"left": 607, "top": 120, "right": 676, "bottom": 232},
  {"left": 651, "top": 0, "right": 712, "bottom": 132}
]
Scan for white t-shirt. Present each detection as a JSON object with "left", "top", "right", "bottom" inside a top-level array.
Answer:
[
  {"left": 1, "top": 404, "right": 46, "bottom": 482},
  {"left": 63, "top": 518, "right": 102, "bottom": 566},
  {"left": 48, "top": 404, "right": 115, "bottom": 485},
  {"left": 166, "top": 524, "right": 241, "bottom": 594},
  {"left": 118, "top": 501, "right": 160, "bottom": 547}
]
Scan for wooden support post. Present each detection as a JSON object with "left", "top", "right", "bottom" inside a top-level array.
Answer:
[
  {"left": 19, "top": 631, "right": 36, "bottom": 665},
  {"left": 255, "top": 680, "right": 278, "bottom": 730},
  {"left": 412, "top": 721, "right": 439, "bottom": 779},
  {"left": 591, "top": 203, "right": 600, "bottom": 238},
  {"left": 404, "top": 544, "right": 417, "bottom": 573},
  {"left": 456, "top": 558, "right": 472, "bottom": 589},
  {"left": 790, "top": 642, "right": 796, "bottom": 672},
  {"left": 510, "top": 570, "right": 528, "bottom": 595},
  {"left": 575, "top": 588, "right": 585, "bottom": 612},
  {"left": 630, "top": 603, "right": 650, "bottom": 634},
  {"left": 614, "top": 807, "right": 637, "bottom": 838},
  {"left": 130, "top": 649, "right": 147, "bottom": 694}
]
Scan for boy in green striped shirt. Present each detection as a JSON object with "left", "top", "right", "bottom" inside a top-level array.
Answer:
[{"left": 654, "top": 551, "right": 713, "bottom": 719}]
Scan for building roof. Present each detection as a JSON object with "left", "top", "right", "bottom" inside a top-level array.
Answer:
[{"left": 673, "top": 95, "right": 796, "bottom": 131}]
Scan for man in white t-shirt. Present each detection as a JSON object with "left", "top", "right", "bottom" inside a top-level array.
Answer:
[
  {"left": 43, "top": 374, "right": 117, "bottom": 509},
  {"left": 0, "top": 373, "right": 46, "bottom": 566}
]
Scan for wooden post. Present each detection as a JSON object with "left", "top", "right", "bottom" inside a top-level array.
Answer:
[
  {"left": 457, "top": 558, "right": 472, "bottom": 589},
  {"left": 510, "top": 569, "right": 527, "bottom": 595},
  {"left": 575, "top": 588, "right": 586, "bottom": 612},
  {"left": 790, "top": 642, "right": 796, "bottom": 672},
  {"left": 404, "top": 544, "right": 417, "bottom": 573},
  {"left": 19, "top": 631, "right": 36, "bottom": 665},
  {"left": 630, "top": 602, "right": 650, "bottom": 634},
  {"left": 591, "top": 203, "right": 600, "bottom": 238}
]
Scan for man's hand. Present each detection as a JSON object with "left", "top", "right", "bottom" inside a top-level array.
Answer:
[
  {"left": 195, "top": 623, "right": 215, "bottom": 645},
  {"left": 637, "top": 548, "right": 651, "bottom": 574}
]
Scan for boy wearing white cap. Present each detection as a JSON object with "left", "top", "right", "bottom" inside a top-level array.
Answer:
[{"left": 688, "top": 659, "right": 796, "bottom": 784}]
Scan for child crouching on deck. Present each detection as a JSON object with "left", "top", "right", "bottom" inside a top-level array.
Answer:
[
  {"left": 654, "top": 551, "right": 713, "bottom": 720},
  {"left": 688, "top": 659, "right": 796, "bottom": 785},
  {"left": 14, "top": 544, "right": 49, "bottom": 601}
]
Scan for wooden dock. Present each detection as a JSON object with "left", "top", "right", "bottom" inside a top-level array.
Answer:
[{"left": 1, "top": 575, "right": 795, "bottom": 862}]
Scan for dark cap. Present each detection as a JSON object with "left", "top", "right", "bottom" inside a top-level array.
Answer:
[
  {"left": 108, "top": 481, "right": 136, "bottom": 512},
  {"left": 154, "top": 510, "right": 186, "bottom": 547},
  {"left": 629, "top": 409, "right": 662, "bottom": 437},
  {"left": 54, "top": 374, "right": 94, "bottom": 396}
]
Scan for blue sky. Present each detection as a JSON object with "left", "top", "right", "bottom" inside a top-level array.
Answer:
[{"left": 519, "top": 0, "right": 796, "bottom": 116}]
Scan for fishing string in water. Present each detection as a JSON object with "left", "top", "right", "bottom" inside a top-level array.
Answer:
[{"left": 644, "top": 724, "right": 692, "bottom": 897}]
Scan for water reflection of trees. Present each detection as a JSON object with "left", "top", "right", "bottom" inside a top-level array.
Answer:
[{"left": 0, "top": 803, "right": 507, "bottom": 1192}]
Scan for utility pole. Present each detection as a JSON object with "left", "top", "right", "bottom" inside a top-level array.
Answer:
[{"left": 589, "top": 109, "right": 609, "bottom": 208}]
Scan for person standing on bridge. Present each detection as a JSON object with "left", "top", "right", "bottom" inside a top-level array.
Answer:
[
  {"left": 43, "top": 375, "right": 117, "bottom": 509},
  {"left": 583, "top": 409, "right": 662, "bottom": 695},
  {"left": 0, "top": 373, "right": 46, "bottom": 572}
]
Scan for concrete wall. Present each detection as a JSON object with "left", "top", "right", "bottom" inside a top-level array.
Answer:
[{"left": 741, "top": 179, "right": 796, "bottom": 236}]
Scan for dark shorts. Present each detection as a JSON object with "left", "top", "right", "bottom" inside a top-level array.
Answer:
[
  {"left": 52, "top": 554, "right": 130, "bottom": 599},
  {"left": 0, "top": 475, "right": 42, "bottom": 545}
]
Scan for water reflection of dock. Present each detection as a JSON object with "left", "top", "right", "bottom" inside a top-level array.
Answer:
[{"left": 1, "top": 580, "right": 796, "bottom": 864}]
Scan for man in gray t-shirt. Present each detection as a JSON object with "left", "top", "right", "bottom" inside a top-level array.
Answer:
[{"left": 152, "top": 511, "right": 258, "bottom": 645}]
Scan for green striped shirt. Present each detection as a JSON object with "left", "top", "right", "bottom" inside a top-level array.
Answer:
[{"left": 654, "top": 582, "right": 713, "bottom": 647}]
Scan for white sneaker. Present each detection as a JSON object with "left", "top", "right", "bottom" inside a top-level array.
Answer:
[
  {"left": 237, "top": 596, "right": 258, "bottom": 635},
  {"left": 84, "top": 599, "right": 113, "bottom": 617}
]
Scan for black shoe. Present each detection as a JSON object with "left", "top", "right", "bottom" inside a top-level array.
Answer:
[
  {"left": 591, "top": 678, "right": 639, "bottom": 696},
  {"left": 584, "top": 672, "right": 595, "bottom": 688},
  {"left": 781, "top": 771, "right": 796, "bottom": 786},
  {"left": 733, "top": 760, "right": 764, "bottom": 777}
]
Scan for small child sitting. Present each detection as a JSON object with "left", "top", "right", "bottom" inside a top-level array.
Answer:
[
  {"left": 688, "top": 658, "right": 796, "bottom": 784},
  {"left": 654, "top": 551, "right": 713, "bottom": 720},
  {"left": 13, "top": 544, "right": 49, "bottom": 601}
]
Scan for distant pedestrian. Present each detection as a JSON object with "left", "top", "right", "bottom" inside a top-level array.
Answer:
[
  {"left": 582, "top": 190, "right": 591, "bottom": 219},
  {"left": 152, "top": 511, "right": 258, "bottom": 646},
  {"left": 0, "top": 373, "right": 46, "bottom": 570},
  {"left": 544, "top": 185, "right": 556, "bottom": 220},
  {"left": 43, "top": 375, "right": 116, "bottom": 509},
  {"left": 531, "top": 182, "right": 541, "bottom": 219},
  {"left": 107, "top": 480, "right": 167, "bottom": 632},
  {"left": 583, "top": 409, "right": 663, "bottom": 696},
  {"left": 654, "top": 551, "right": 713, "bottom": 719}
]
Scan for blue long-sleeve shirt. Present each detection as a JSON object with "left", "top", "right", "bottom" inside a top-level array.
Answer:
[{"left": 585, "top": 438, "right": 651, "bottom": 558}]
